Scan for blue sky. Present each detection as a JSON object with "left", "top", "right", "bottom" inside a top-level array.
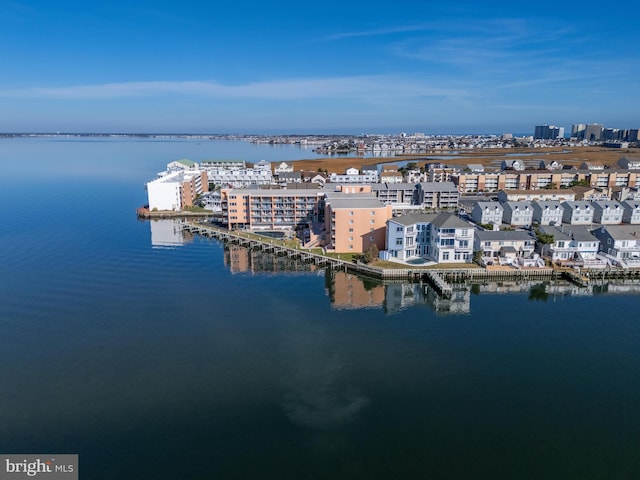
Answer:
[{"left": 1, "top": 1, "right": 638, "bottom": 134}]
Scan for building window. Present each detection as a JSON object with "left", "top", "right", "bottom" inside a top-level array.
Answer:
[
  {"left": 443, "top": 252, "right": 449, "bottom": 260},
  {"left": 348, "top": 228, "right": 354, "bottom": 232},
  {"left": 396, "top": 238, "right": 403, "bottom": 245},
  {"left": 348, "top": 236, "right": 353, "bottom": 241},
  {"left": 370, "top": 211, "right": 376, "bottom": 215},
  {"left": 396, "top": 226, "right": 403, "bottom": 232},
  {"left": 349, "top": 211, "right": 354, "bottom": 216},
  {"left": 349, "top": 220, "right": 354, "bottom": 224}
]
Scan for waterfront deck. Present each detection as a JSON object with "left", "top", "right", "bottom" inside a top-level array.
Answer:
[{"left": 181, "top": 221, "right": 640, "bottom": 296}]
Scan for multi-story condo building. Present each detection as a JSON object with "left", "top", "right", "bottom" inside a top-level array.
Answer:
[
  {"left": 371, "top": 183, "right": 417, "bottom": 205},
  {"left": 471, "top": 201, "right": 504, "bottom": 226},
  {"left": 201, "top": 159, "right": 246, "bottom": 169},
  {"left": 427, "top": 165, "right": 459, "bottom": 183},
  {"left": 621, "top": 200, "right": 640, "bottom": 224},
  {"left": 454, "top": 168, "right": 639, "bottom": 195},
  {"left": 329, "top": 167, "right": 379, "bottom": 184},
  {"left": 502, "top": 201, "right": 534, "bottom": 227},
  {"left": 384, "top": 212, "right": 474, "bottom": 263},
  {"left": 561, "top": 201, "right": 595, "bottom": 225},
  {"left": 206, "top": 167, "right": 272, "bottom": 188},
  {"left": 220, "top": 187, "right": 321, "bottom": 231},
  {"left": 498, "top": 189, "right": 576, "bottom": 203},
  {"left": 532, "top": 201, "right": 564, "bottom": 226},
  {"left": 323, "top": 194, "right": 392, "bottom": 253},
  {"left": 415, "top": 182, "right": 459, "bottom": 209},
  {"left": 146, "top": 170, "right": 208, "bottom": 211},
  {"left": 592, "top": 200, "right": 624, "bottom": 224}
]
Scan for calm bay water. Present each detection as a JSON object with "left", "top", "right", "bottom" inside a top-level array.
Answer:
[{"left": 1, "top": 138, "right": 640, "bottom": 479}]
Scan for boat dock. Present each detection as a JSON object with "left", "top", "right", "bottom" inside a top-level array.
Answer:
[{"left": 181, "top": 221, "right": 640, "bottom": 296}]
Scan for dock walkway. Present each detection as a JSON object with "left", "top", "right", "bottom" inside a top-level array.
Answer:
[{"left": 181, "top": 221, "right": 640, "bottom": 296}]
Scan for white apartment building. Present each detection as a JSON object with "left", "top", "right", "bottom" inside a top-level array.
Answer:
[{"left": 147, "top": 170, "right": 208, "bottom": 211}]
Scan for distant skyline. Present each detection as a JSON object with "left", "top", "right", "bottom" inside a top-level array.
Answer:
[{"left": 1, "top": 1, "right": 638, "bottom": 135}]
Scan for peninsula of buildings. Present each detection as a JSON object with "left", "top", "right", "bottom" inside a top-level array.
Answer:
[{"left": 143, "top": 149, "right": 640, "bottom": 272}]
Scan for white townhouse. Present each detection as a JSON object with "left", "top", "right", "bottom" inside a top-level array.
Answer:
[
  {"left": 274, "top": 161, "right": 293, "bottom": 175},
  {"left": 384, "top": 212, "right": 474, "bottom": 264},
  {"left": 622, "top": 200, "right": 640, "bottom": 224},
  {"left": 561, "top": 201, "right": 595, "bottom": 225},
  {"left": 532, "top": 201, "right": 564, "bottom": 226},
  {"left": 592, "top": 200, "right": 624, "bottom": 225},
  {"left": 474, "top": 230, "right": 538, "bottom": 266},
  {"left": 537, "top": 225, "right": 602, "bottom": 266},
  {"left": 502, "top": 201, "right": 534, "bottom": 227},
  {"left": 617, "top": 156, "right": 640, "bottom": 170},
  {"left": 471, "top": 201, "right": 504, "bottom": 226},
  {"left": 592, "top": 225, "right": 640, "bottom": 267}
]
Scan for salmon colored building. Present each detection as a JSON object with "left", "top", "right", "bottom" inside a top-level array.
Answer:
[{"left": 323, "top": 193, "right": 393, "bottom": 254}]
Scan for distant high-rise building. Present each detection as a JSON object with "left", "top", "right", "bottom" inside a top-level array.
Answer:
[
  {"left": 571, "top": 124, "right": 586, "bottom": 139},
  {"left": 584, "top": 123, "right": 604, "bottom": 142},
  {"left": 534, "top": 125, "right": 563, "bottom": 140}
]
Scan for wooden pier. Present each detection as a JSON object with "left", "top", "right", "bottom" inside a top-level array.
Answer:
[{"left": 181, "top": 221, "right": 640, "bottom": 293}]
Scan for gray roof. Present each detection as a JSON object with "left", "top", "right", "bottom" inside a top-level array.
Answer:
[
  {"left": 389, "top": 213, "right": 439, "bottom": 226},
  {"left": 595, "top": 225, "right": 640, "bottom": 239},
  {"left": 475, "top": 230, "right": 535, "bottom": 241},
  {"left": 328, "top": 198, "right": 386, "bottom": 209},
  {"left": 417, "top": 181, "right": 458, "bottom": 192},
  {"left": 474, "top": 201, "right": 503, "bottom": 210},
  {"left": 371, "top": 182, "right": 417, "bottom": 191},
  {"left": 533, "top": 200, "right": 563, "bottom": 208},
  {"left": 539, "top": 225, "right": 598, "bottom": 242},
  {"left": 430, "top": 212, "right": 473, "bottom": 229},
  {"left": 227, "top": 188, "right": 320, "bottom": 196}
]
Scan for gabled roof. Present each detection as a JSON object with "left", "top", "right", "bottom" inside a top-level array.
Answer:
[
  {"left": 475, "top": 230, "right": 535, "bottom": 241},
  {"left": 430, "top": 212, "right": 473, "bottom": 229},
  {"left": 595, "top": 225, "right": 640, "bottom": 239}
]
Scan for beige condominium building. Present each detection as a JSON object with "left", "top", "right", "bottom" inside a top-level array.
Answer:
[{"left": 220, "top": 187, "right": 321, "bottom": 231}]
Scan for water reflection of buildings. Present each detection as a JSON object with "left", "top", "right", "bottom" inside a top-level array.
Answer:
[
  {"left": 328, "top": 271, "right": 385, "bottom": 310},
  {"left": 384, "top": 283, "right": 471, "bottom": 315},
  {"left": 224, "top": 245, "right": 318, "bottom": 274},
  {"left": 149, "top": 219, "right": 193, "bottom": 247},
  {"left": 215, "top": 245, "right": 640, "bottom": 311}
]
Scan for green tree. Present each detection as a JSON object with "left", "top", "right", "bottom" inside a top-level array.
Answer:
[{"left": 362, "top": 244, "right": 379, "bottom": 264}]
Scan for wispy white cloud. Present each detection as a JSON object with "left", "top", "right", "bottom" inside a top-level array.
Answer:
[
  {"left": 323, "top": 24, "right": 434, "bottom": 41},
  {"left": 0, "top": 76, "right": 471, "bottom": 101}
]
